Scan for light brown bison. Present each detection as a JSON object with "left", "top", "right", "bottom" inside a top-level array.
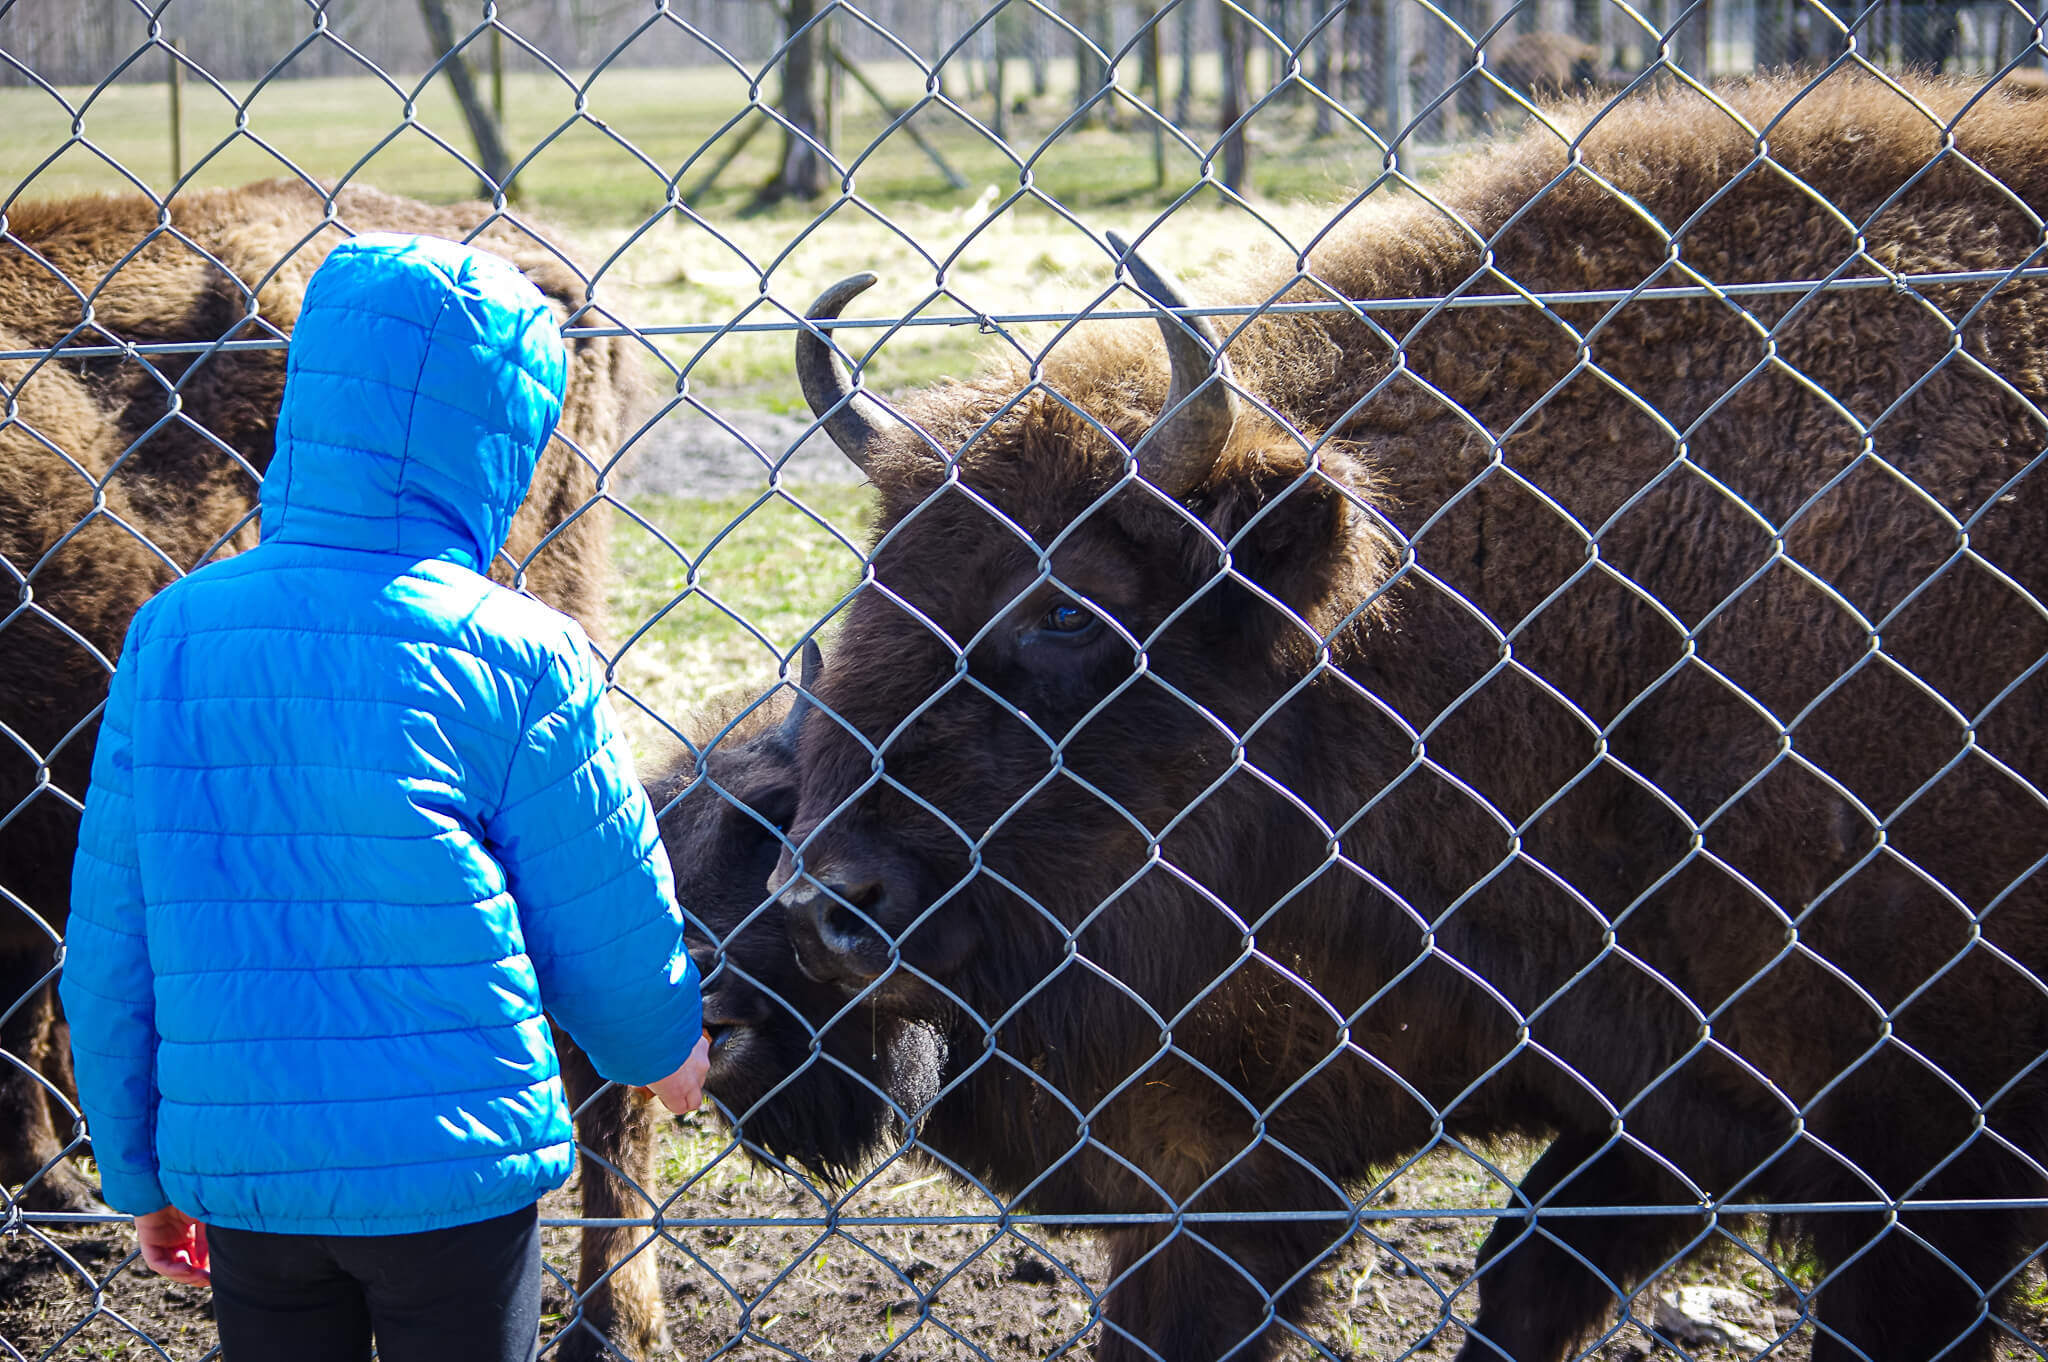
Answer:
[
  {"left": 0, "top": 179, "right": 663, "bottom": 1360},
  {"left": 731, "top": 73, "right": 2048, "bottom": 1362}
]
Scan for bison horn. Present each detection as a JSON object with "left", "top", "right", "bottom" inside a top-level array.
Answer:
[
  {"left": 797, "top": 274, "right": 927, "bottom": 479},
  {"left": 1108, "top": 231, "right": 1237, "bottom": 499},
  {"left": 781, "top": 638, "right": 823, "bottom": 741}
]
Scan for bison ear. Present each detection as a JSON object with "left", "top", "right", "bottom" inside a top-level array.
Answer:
[{"left": 1194, "top": 445, "right": 1378, "bottom": 628}]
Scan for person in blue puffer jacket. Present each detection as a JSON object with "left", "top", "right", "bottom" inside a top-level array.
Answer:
[{"left": 60, "top": 233, "right": 709, "bottom": 1362}]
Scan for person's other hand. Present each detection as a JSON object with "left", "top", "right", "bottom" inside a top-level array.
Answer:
[
  {"left": 135, "top": 1205, "right": 210, "bottom": 1286},
  {"left": 646, "top": 1033, "right": 713, "bottom": 1114}
]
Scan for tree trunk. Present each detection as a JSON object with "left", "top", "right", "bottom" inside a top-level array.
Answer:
[
  {"left": 1139, "top": 2, "right": 1163, "bottom": 94},
  {"left": 754, "top": 0, "right": 826, "bottom": 207},
  {"left": 1314, "top": 4, "right": 1337, "bottom": 134},
  {"left": 1220, "top": 2, "right": 1250, "bottom": 191},
  {"left": 1672, "top": 0, "right": 1711, "bottom": 76},
  {"left": 417, "top": 0, "right": 517, "bottom": 200},
  {"left": 1176, "top": 0, "right": 1197, "bottom": 124},
  {"left": 1381, "top": 0, "right": 1412, "bottom": 171},
  {"left": 1073, "top": 0, "right": 1109, "bottom": 125},
  {"left": 1422, "top": 0, "right": 1452, "bottom": 139},
  {"left": 987, "top": 18, "right": 1007, "bottom": 141},
  {"left": 1344, "top": 0, "right": 1370, "bottom": 111}
]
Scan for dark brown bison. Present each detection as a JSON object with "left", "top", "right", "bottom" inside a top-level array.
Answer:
[
  {"left": 0, "top": 179, "right": 665, "bottom": 1360},
  {"left": 647, "top": 642, "right": 947, "bottom": 1179},
  {"left": 720, "top": 73, "right": 2048, "bottom": 1362}
]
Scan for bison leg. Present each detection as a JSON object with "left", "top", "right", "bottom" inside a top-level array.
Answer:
[
  {"left": 1096, "top": 1159, "right": 1349, "bottom": 1362},
  {"left": 1458, "top": 1134, "right": 1698, "bottom": 1362},
  {"left": 552, "top": 1033, "right": 669, "bottom": 1362},
  {"left": 1806, "top": 1207, "right": 2026, "bottom": 1362},
  {"left": 0, "top": 954, "right": 102, "bottom": 1213}
]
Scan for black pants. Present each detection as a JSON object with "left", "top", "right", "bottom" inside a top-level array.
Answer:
[{"left": 207, "top": 1203, "right": 541, "bottom": 1362}]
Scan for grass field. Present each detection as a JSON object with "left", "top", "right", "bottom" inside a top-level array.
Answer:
[
  {"left": 0, "top": 57, "right": 1438, "bottom": 400},
  {"left": 0, "top": 57, "right": 1407, "bottom": 222}
]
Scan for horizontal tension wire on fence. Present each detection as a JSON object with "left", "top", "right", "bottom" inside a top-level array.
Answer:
[{"left": 7, "top": 263, "right": 2039, "bottom": 363}]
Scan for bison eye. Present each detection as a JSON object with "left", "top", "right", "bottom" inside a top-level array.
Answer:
[
  {"left": 1016, "top": 596, "right": 1104, "bottom": 650},
  {"left": 1042, "top": 601, "right": 1095, "bottom": 634}
]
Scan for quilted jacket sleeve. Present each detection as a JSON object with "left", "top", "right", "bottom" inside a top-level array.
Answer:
[
  {"left": 488, "top": 630, "right": 702, "bottom": 1087},
  {"left": 60, "top": 638, "right": 167, "bottom": 1216}
]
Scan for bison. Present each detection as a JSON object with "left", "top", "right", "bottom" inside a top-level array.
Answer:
[
  {"left": 648, "top": 641, "right": 947, "bottom": 1182},
  {"left": 1484, "top": 32, "right": 1616, "bottom": 102},
  {"left": 0, "top": 179, "right": 667, "bottom": 1360},
  {"left": 697, "top": 73, "right": 2048, "bottom": 1362}
]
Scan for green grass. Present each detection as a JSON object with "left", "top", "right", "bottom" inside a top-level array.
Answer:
[{"left": 606, "top": 483, "right": 873, "bottom": 757}]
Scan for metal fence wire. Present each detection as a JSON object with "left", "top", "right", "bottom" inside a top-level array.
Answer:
[{"left": 4, "top": 1, "right": 2048, "bottom": 1360}]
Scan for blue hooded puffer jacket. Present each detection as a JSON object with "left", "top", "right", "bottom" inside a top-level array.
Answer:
[{"left": 61, "top": 233, "right": 702, "bottom": 1235}]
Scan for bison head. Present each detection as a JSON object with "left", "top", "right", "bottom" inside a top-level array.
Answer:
[
  {"left": 650, "top": 640, "right": 942, "bottom": 1183},
  {"left": 769, "top": 241, "right": 1414, "bottom": 1199}
]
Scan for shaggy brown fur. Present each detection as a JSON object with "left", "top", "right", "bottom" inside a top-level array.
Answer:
[
  {"left": 1486, "top": 32, "right": 1614, "bottom": 102},
  {"left": 756, "top": 73, "right": 2048, "bottom": 1362},
  {"left": 0, "top": 180, "right": 660, "bottom": 1361}
]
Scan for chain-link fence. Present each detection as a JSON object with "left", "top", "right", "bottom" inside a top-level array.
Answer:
[{"left": 5, "top": 2, "right": 2048, "bottom": 1360}]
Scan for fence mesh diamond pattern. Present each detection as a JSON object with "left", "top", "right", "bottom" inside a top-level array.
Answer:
[{"left": 4, "top": 1, "right": 2048, "bottom": 1360}]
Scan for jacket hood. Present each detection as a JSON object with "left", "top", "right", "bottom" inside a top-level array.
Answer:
[{"left": 259, "top": 234, "right": 568, "bottom": 571}]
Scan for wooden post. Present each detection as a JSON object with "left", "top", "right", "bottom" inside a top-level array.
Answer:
[
  {"left": 1601, "top": 0, "right": 1628, "bottom": 75},
  {"left": 1754, "top": 0, "right": 1781, "bottom": 67},
  {"left": 1347, "top": 0, "right": 1373, "bottom": 116},
  {"left": 1073, "top": 0, "right": 1102, "bottom": 126},
  {"left": 168, "top": 39, "right": 183, "bottom": 184}
]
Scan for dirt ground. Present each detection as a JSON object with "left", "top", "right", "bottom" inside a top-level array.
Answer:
[{"left": 6, "top": 1125, "right": 2044, "bottom": 1361}]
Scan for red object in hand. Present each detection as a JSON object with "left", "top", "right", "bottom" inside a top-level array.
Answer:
[{"left": 134, "top": 1205, "right": 210, "bottom": 1286}]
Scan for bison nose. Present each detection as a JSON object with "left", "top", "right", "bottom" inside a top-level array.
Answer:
[{"left": 781, "top": 871, "right": 893, "bottom": 987}]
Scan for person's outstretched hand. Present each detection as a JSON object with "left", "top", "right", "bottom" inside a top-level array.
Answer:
[
  {"left": 646, "top": 1033, "right": 713, "bottom": 1114},
  {"left": 135, "top": 1205, "right": 210, "bottom": 1286}
]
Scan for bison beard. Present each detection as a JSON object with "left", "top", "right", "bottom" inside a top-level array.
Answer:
[
  {"left": 687, "top": 73, "right": 2048, "bottom": 1362},
  {"left": 0, "top": 181, "right": 661, "bottom": 1362}
]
